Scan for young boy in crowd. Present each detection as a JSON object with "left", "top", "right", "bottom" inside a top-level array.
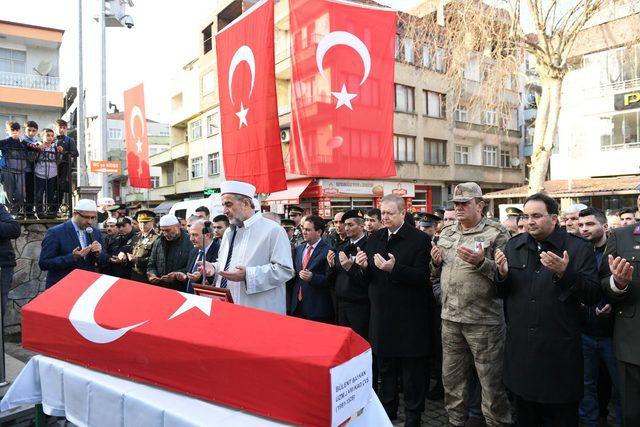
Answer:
[
  {"left": 22, "top": 121, "right": 40, "bottom": 217},
  {"left": 35, "top": 128, "right": 58, "bottom": 218},
  {"left": 0, "top": 122, "right": 27, "bottom": 215}
]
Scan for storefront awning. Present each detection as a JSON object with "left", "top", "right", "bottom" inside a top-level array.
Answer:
[
  {"left": 484, "top": 176, "right": 640, "bottom": 199},
  {"left": 266, "top": 179, "right": 313, "bottom": 204},
  {"left": 153, "top": 200, "right": 179, "bottom": 214}
]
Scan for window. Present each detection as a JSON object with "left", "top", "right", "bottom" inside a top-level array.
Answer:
[
  {"left": 454, "top": 108, "right": 468, "bottom": 123},
  {"left": 202, "top": 24, "right": 212, "bottom": 54},
  {"left": 423, "top": 91, "right": 446, "bottom": 118},
  {"left": 500, "top": 149, "right": 512, "bottom": 168},
  {"left": 394, "top": 84, "right": 415, "bottom": 113},
  {"left": 483, "top": 145, "right": 498, "bottom": 166},
  {"left": 483, "top": 110, "right": 497, "bottom": 126},
  {"left": 0, "top": 114, "right": 27, "bottom": 133},
  {"left": 0, "top": 48, "right": 26, "bottom": 74},
  {"left": 189, "top": 119, "right": 202, "bottom": 141},
  {"left": 206, "top": 112, "right": 219, "bottom": 136},
  {"left": 424, "top": 138, "right": 446, "bottom": 165},
  {"left": 403, "top": 38, "right": 414, "bottom": 64},
  {"left": 150, "top": 176, "right": 160, "bottom": 188},
  {"left": 158, "top": 130, "right": 169, "bottom": 137},
  {"left": 202, "top": 71, "right": 215, "bottom": 96},
  {"left": 421, "top": 45, "right": 431, "bottom": 68},
  {"left": 602, "top": 111, "right": 640, "bottom": 149},
  {"left": 464, "top": 54, "right": 481, "bottom": 81},
  {"left": 454, "top": 145, "right": 469, "bottom": 164},
  {"left": 394, "top": 135, "right": 416, "bottom": 162},
  {"left": 108, "top": 128, "right": 122, "bottom": 140},
  {"left": 434, "top": 48, "right": 445, "bottom": 73},
  {"left": 208, "top": 152, "right": 220, "bottom": 175},
  {"left": 394, "top": 35, "right": 401, "bottom": 60},
  {"left": 191, "top": 156, "right": 203, "bottom": 178}
]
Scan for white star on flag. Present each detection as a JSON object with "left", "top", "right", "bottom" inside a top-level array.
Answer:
[
  {"left": 331, "top": 84, "right": 357, "bottom": 110},
  {"left": 136, "top": 140, "right": 143, "bottom": 152},
  {"left": 168, "top": 293, "right": 212, "bottom": 320},
  {"left": 236, "top": 102, "right": 249, "bottom": 128}
]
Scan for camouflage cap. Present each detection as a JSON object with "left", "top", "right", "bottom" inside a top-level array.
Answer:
[{"left": 451, "top": 182, "right": 483, "bottom": 202}]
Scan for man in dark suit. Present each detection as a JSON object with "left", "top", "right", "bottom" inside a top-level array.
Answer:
[
  {"left": 39, "top": 199, "right": 107, "bottom": 288},
  {"left": 601, "top": 221, "right": 640, "bottom": 426},
  {"left": 355, "top": 194, "right": 432, "bottom": 427},
  {"left": 290, "top": 215, "right": 332, "bottom": 323},
  {"left": 178, "top": 219, "right": 220, "bottom": 293},
  {"left": 495, "top": 193, "right": 601, "bottom": 426}
]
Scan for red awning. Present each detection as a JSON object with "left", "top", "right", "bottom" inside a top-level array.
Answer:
[{"left": 265, "top": 179, "right": 313, "bottom": 204}]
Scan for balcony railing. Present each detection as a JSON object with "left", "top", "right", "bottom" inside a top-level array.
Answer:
[{"left": 0, "top": 71, "right": 60, "bottom": 91}]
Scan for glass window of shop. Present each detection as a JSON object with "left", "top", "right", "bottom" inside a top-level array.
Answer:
[
  {"left": 584, "top": 45, "right": 640, "bottom": 86},
  {"left": 603, "top": 195, "right": 638, "bottom": 212},
  {"left": 601, "top": 110, "right": 640, "bottom": 149},
  {"left": 329, "top": 198, "right": 375, "bottom": 216}
]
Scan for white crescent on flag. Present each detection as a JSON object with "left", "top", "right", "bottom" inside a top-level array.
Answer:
[
  {"left": 130, "top": 105, "right": 145, "bottom": 153},
  {"left": 69, "top": 275, "right": 148, "bottom": 344},
  {"left": 228, "top": 45, "right": 256, "bottom": 127}
]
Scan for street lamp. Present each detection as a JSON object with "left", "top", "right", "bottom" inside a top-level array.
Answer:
[{"left": 98, "top": 0, "right": 135, "bottom": 198}]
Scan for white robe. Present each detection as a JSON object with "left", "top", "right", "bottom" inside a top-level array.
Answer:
[{"left": 213, "top": 212, "right": 294, "bottom": 314}]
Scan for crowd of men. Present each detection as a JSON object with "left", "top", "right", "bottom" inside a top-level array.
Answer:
[
  {"left": 31, "top": 179, "right": 640, "bottom": 427},
  {"left": 0, "top": 119, "right": 78, "bottom": 217}
]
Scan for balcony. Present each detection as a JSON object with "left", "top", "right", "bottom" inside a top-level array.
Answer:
[{"left": 0, "top": 71, "right": 60, "bottom": 91}]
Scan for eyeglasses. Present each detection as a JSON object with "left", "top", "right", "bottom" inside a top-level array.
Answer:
[
  {"left": 76, "top": 212, "right": 96, "bottom": 220},
  {"left": 520, "top": 214, "right": 551, "bottom": 221}
]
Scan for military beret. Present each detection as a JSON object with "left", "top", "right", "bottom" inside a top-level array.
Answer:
[{"left": 342, "top": 209, "right": 365, "bottom": 222}]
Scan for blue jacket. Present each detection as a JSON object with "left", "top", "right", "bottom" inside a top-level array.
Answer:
[
  {"left": 290, "top": 239, "right": 333, "bottom": 321},
  {"left": 39, "top": 220, "right": 107, "bottom": 288}
]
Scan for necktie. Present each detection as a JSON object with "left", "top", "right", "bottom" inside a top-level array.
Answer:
[
  {"left": 78, "top": 230, "right": 87, "bottom": 249},
  {"left": 186, "top": 250, "right": 204, "bottom": 293},
  {"left": 220, "top": 228, "right": 238, "bottom": 289},
  {"left": 298, "top": 244, "right": 313, "bottom": 301}
]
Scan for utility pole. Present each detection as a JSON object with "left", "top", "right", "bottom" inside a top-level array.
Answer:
[
  {"left": 100, "top": 0, "right": 108, "bottom": 198},
  {"left": 77, "top": 0, "right": 89, "bottom": 188}
]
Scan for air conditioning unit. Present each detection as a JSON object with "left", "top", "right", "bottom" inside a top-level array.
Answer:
[{"left": 280, "top": 128, "right": 290, "bottom": 143}]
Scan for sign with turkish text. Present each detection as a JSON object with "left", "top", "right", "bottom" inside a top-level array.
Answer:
[
  {"left": 90, "top": 160, "right": 121, "bottom": 174},
  {"left": 124, "top": 83, "right": 151, "bottom": 188},
  {"left": 320, "top": 179, "right": 415, "bottom": 197},
  {"left": 288, "top": 0, "right": 397, "bottom": 178},
  {"left": 22, "top": 270, "right": 371, "bottom": 427},
  {"left": 216, "top": 0, "right": 286, "bottom": 193}
]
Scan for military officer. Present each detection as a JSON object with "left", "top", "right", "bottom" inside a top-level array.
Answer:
[
  {"left": 108, "top": 217, "right": 137, "bottom": 278},
  {"left": 502, "top": 206, "right": 523, "bottom": 236},
  {"left": 128, "top": 209, "right": 158, "bottom": 283},
  {"left": 419, "top": 213, "right": 441, "bottom": 238},
  {"left": 431, "top": 182, "right": 512, "bottom": 427},
  {"left": 288, "top": 205, "right": 305, "bottom": 246}
]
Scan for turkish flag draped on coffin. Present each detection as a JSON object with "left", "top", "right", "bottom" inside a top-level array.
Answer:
[
  {"left": 288, "top": 0, "right": 397, "bottom": 178},
  {"left": 124, "top": 83, "right": 151, "bottom": 188},
  {"left": 21, "top": 270, "right": 372, "bottom": 427},
  {"left": 216, "top": 0, "right": 286, "bottom": 193}
]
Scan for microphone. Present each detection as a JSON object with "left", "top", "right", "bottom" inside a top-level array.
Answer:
[{"left": 85, "top": 227, "right": 94, "bottom": 244}]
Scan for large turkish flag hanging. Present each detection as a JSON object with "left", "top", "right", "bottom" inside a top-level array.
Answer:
[
  {"left": 216, "top": 0, "right": 286, "bottom": 193},
  {"left": 288, "top": 0, "right": 397, "bottom": 178},
  {"left": 124, "top": 83, "right": 151, "bottom": 188}
]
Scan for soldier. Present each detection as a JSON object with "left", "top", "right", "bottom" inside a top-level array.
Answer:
[
  {"left": 430, "top": 182, "right": 512, "bottom": 427},
  {"left": 107, "top": 217, "right": 137, "bottom": 279},
  {"left": 502, "top": 206, "right": 522, "bottom": 236},
  {"left": 281, "top": 218, "right": 296, "bottom": 242},
  {"left": 288, "top": 205, "right": 305, "bottom": 246},
  {"left": 128, "top": 209, "right": 158, "bottom": 283},
  {"left": 327, "top": 211, "right": 347, "bottom": 249},
  {"left": 418, "top": 213, "right": 440, "bottom": 238}
]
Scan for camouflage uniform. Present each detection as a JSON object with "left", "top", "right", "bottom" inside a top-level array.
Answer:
[
  {"left": 432, "top": 214, "right": 511, "bottom": 426},
  {"left": 129, "top": 229, "right": 158, "bottom": 283}
]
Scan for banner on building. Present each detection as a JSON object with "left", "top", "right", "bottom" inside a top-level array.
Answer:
[{"left": 124, "top": 83, "right": 151, "bottom": 188}]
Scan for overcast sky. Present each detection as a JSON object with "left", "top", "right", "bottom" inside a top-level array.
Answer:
[{"left": 3, "top": 0, "right": 422, "bottom": 123}]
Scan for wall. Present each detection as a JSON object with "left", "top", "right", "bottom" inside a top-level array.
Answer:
[{"left": 5, "top": 223, "right": 52, "bottom": 336}]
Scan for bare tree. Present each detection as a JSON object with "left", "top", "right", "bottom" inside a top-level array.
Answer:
[{"left": 404, "top": 0, "right": 631, "bottom": 194}]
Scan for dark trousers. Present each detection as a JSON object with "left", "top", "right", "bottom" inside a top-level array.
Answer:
[
  {"left": 514, "top": 395, "right": 578, "bottom": 427},
  {"left": 337, "top": 299, "right": 369, "bottom": 340},
  {"left": 292, "top": 304, "right": 333, "bottom": 324},
  {"left": 35, "top": 177, "right": 57, "bottom": 214},
  {"left": 618, "top": 360, "right": 640, "bottom": 427},
  {"left": 24, "top": 171, "right": 34, "bottom": 213},
  {"left": 379, "top": 355, "right": 426, "bottom": 424}
]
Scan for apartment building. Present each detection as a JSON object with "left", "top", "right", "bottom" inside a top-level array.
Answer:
[
  {"left": 0, "top": 20, "right": 64, "bottom": 132},
  {"left": 85, "top": 112, "right": 170, "bottom": 207},
  {"left": 550, "top": 5, "right": 640, "bottom": 211},
  {"left": 151, "top": 0, "right": 524, "bottom": 216}
]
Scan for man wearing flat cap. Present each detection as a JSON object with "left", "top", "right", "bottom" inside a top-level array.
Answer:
[
  {"left": 128, "top": 210, "right": 158, "bottom": 283},
  {"left": 430, "top": 182, "right": 512, "bottom": 426},
  {"left": 40, "top": 199, "right": 107, "bottom": 288},
  {"left": 146, "top": 214, "right": 192, "bottom": 290},
  {"left": 203, "top": 180, "right": 294, "bottom": 314}
]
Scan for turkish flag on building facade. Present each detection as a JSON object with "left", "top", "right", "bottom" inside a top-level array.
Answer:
[
  {"left": 288, "top": 0, "right": 397, "bottom": 178},
  {"left": 124, "top": 84, "right": 151, "bottom": 188},
  {"left": 216, "top": 0, "right": 286, "bottom": 193}
]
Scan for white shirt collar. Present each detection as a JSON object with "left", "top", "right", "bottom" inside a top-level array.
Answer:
[
  {"left": 387, "top": 222, "right": 405, "bottom": 238},
  {"left": 306, "top": 239, "right": 321, "bottom": 250},
  {"left": 350, "top": 234, "right": 365, "bottom": 245}
]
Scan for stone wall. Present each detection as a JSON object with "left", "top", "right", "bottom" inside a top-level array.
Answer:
[{"left": 5, "top": 222, "right": 58, "bottom": 336}]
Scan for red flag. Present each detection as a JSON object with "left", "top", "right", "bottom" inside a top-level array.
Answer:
[
  {"left": 124, "top": 84, "right": 151, "bottom": 188},
  {"left": 216, "top": 0, "right": 286, "bottom": 193},
  {"left": 288, "top": 0, "right": 397, "bottom": 178},
  {"left": 22, "top": 270, "right": 372, "bottom": 426}
]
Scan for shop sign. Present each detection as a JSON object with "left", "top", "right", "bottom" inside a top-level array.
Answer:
[
  {"left": 614, "top": 90, "right": 640, "bottom": 111},
  {"left": 383, "top": 182, "right": 415, "bottom": 197},
  {"left": 319, "top": 179, "right": 415, "bottom": 197}
]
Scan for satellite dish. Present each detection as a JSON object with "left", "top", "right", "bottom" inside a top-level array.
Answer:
[
  {"left": 510, "top": 157, "right": 521, "bottom": 167},
  {"left": 34, "top": 60, "right": 53, "bottom": 76}
]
